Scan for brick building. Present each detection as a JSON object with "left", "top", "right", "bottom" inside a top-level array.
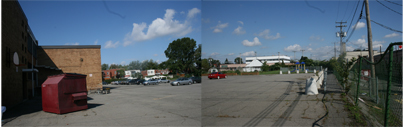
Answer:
[
  {"left": 141, "top": 69, "right": 169, "bottom": 76},
  {"left": 102, "top": 69, "right": 125, "bottom": 80},
  {"left": 2, "top": 0, "right": 39, "bottom": 107},
  {"left": 37, "top": 46, "right": 102, "bottom": 90},
  {"left": 2, "top": 1, "right": 102, "bottom": 107}
]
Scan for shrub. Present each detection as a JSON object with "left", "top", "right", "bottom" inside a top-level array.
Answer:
[{"left": 235, "top": 70, "right": 241, "bottom": 75}]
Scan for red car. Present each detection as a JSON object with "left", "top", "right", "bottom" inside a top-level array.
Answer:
[{"left": 208, "top": 72, "right": 227, "bottom": 79}]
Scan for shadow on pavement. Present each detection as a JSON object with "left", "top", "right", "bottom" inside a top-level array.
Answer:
[{"left": 2, "top": 97, "right": 42, "bottom": 126}]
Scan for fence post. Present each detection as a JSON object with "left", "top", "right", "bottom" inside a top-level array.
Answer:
[
  {"left": 356, "top": 57, "right": 362, "bottom": 105},
  {"left": 369, "top": 77, "right": 372, "bottom": 98},
  {"left": 376, "top": 76, "right": 378, "bottom": 104},
  {"left": 384, "top": 45, "right": 394, "bottom": 127}
]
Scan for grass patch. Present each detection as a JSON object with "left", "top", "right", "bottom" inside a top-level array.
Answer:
[{"left": 342, "top": 95, "right": 367, "bottom": 126}]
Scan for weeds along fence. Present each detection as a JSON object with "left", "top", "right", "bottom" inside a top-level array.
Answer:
[{"left": 335, "top": 42, "right": 402, "bottom": 126}]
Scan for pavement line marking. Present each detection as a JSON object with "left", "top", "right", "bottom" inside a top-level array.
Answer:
[{"left": 153, "top": 95, "right": 175, "bottom": 100}]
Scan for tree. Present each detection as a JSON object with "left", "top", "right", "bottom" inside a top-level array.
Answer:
[
  {"left": 164, "top": 37, "right": 197, "bottom": 75},
  {"left": 194, "top": 44, "right": 202, "bottom": 76},
  {"left": 109, "top": 64, "right": 119, "bottom": 69},
  {"left": 224, "top": 58, "right": 230, "bottom": 64},
  {"left": 128, "top": 60, "right": 142, "bottom": 70},
  {"left": 142, "top": 59, "right": 158, "bottom": 70},
  {"left": 116, "top": 69, "right": 125, "bottom": 79},
  {"left": 201, "top": 58, "right": 210, "bottom": 73},
  {"left": 101, "top": 63, "right": 109, "bottom": 70},
  {"left": 234, "top": 57, "right": 243, "bottom": 64},
  {"left": 261, "top": 61, "right": 270, "bottom": 71}
]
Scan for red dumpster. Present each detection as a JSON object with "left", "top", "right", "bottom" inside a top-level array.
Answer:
[{"left": 42, "top": 73, "right": 88, "bottom": 114}]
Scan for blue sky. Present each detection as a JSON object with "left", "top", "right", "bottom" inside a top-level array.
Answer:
[
  {"left": 19, "top": 1, "right": 201, "bottom": 65},
  {"left": 202, "top": 1, "right": 402, "bottom": 63}
]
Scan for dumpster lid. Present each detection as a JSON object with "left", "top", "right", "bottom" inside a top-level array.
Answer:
[{"left": 48, "top": 73, "right": 87, "bottom": 78}]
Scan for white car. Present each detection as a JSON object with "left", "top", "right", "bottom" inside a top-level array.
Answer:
[
  {"left": 111, "top": 81, "right": 119, "bottom": 85},
  {"left": 157, "top": 79, "right": 170, "bottom": 83},
  {"left": 170, "top": 78, "right": 192, "bottom": 86}
]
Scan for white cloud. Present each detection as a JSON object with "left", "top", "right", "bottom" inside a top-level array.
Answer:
[
  {"left": 240, "top": 51, "right": 256, "bottom": 56},
  {"left": 255, "top": 29, "right": 281, "bottom": 40},
  {"left": 228, "top": 53, "right": 234, "bottom": 56},
  {"left": 284, "top": 44, "right": 302, "bottom": 52},
  {"left": 238, "top": 21, "right": 243, "bottom": 25},
  {"left": 242, "top": 37, "right": 261, "bottom": 47},
  {"left": 233, "top": 26, "right": 246, "bottom": 35},
  {"left": 156, "top": 60, "right": 161, "bottom": 63},
  {"left": 351, "top": 38, "right": 367, "bottom": 48},
  {"left": 180, "top": 11, "right": 185, "bottom": 15},
  {"left": 154, "top": 54, "right": 158, "bottom": 56},
  {"left": 121, "top": 61, "right": 126, "bottom": 65},
  {"left": 187, "top": 8, "right": 200, "bottom": 18},
  {"left": 94, "top": 40, "right": 98, "bottom": 45},
  {"left": 212, "top": 21, "right": 228, "bottom": 33},
  {"left": 65, "top": 42, "right": 79, "bottom": 45},
  {"left": 309, "top": 35, "right": 324, "bottom": 41},
  {"left": 123, "top": 8, "right": 198, "bottom": 46},
  {"left": 210, "top": 52, "right": 220, "bottom": 56},
  {"left": 384, "top": 33, "right": 400, "bottom": 38},
  {"left": 202, "top": 18, "right": 210, "bottom": 23},
  {"left": 352, "top": 22, "right": 365, "bottom": 30},
  {"left": 104, "top": 40, "right": 119, "bottom": 49}
]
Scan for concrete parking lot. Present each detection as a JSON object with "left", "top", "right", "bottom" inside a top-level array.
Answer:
[
  {"left": 202, "top": 74, "right": 350, "bottom": 126},
  {"left": 2, "top": 82, "right": 201, "bottom": 126}
]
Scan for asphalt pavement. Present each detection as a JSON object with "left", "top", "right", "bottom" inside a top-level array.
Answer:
[
  {"left": 2, "top": 82, "right": 201, "bottom": 126},
  {"left": 202, "top": 73, "right": 351, "bottom": 126}
]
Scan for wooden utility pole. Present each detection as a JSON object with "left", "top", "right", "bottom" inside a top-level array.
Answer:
[
  {"left": 364, "top": 0, "right": 376, "bottom": 79},
  {"left": 301, "top": 50, "right": 305, "bottom": 58}
]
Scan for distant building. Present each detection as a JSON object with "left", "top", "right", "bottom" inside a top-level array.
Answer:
[
  {"left": 345, "top": 50, "right": 383, "bottom": 61},
  {"left": 245, "top": 56, "right": 291, "bottom": 64},
  {"left": 141, "top": 69, "right": 169, "bottom": 76},
  {"left": 103, "top": 69, "right": 124, "bottom": 80},
  {"left": 125, "top": 70, "right": 141, "bottom": 78}
]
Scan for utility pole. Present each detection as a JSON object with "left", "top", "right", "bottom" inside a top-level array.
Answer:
[
  {"left": 333, "top": 42, "right": 337, "bottom": 59},
  {"left": 292, "top": 51, "right": 297, "bottom": 60},
  {"left": 301, "top": 50, "right": 305, "bottom": 58},
  {"left": 336, "top": 22, "right": 347, "bottom": 55},
  {"left": 364, "top": 0, "right": 376, "bottom": 80},
  {"left": 278, "top": 52, "right": 280, "bottom": 63}
]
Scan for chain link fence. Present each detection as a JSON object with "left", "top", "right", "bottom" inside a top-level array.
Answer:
[
  {"left": 336, "top": 42, "right": 402, "bottom": 126},
  {"left": 280, "top": 66, "right": 322, "bottom": 73}
]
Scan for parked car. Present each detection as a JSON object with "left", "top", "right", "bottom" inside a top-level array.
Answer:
[
  {"left": 111, "top": 81, "right": 119, "bottom": 85},
  {"left": 170, "top": 78, "right": 192, "bottom": 86},
  {"left": 208, "top": 72, "right": 227, "bottom": 79},
  {"left": 189, "top": 77, "right": 201, "bottom": 83},
  {"left": 128, "top": 79, "right": 139, "bottom": 85},
  {"left": 134, "top": 79, "right": 145, "bottom": 85},
  {"left": 120, "top": 79, "right": 130, "bottom": 85},
  {"left": 102, "top": 81, "right": 108, "bottom": 85},
  {"left": 158, "top": 78, "right": 170, "bottom": 83},
  {"left": 143, "top": 79, "right": 159, "bottom": 85}
]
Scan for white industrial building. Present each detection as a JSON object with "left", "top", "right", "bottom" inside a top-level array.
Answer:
[
  {"left": 245, "top": 56, "right": 291, "bottom": 64},
  {"left": 125, "top": 70, "right": 141, "bottom": 78}
]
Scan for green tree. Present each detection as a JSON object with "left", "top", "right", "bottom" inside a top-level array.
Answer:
[
  {"left": 261, "top": 61, "right": 270, "bottom": 71},
  {"left": 201, "top": 58, "right": 210, "bottom": 73},
  {"left": 101, "top": 63, "right": 109, "bottom": 70},
  {"left": 116, "top": 69, "right": 125, "bottom": 79},
  {"left": 194, "top": 44, "right": 202, "bottom": 76},
  {"left": 164, "top": 37, "right": 197, "bottom": 75},
  {"left": 224, "top": 58, "right": 230, "bottom": 64},
  {"left": 128, "top": 60, "right": 142, "bottom": 70},
  {"left": 158, "top": 61, "right": 167, "bottom": 69},
  {"left": 234, "top": 57, "right": 243, "bottom": 64},
  {"left": 143, "top": 59, "right": 158, "bottom": 70},
  {"left": 109, "top": 64, "right": 119, "bottom": 69}
]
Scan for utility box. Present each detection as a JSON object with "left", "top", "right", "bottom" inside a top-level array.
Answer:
[{"left": 42, "top": 73, "right": 88, "bottom": 114}]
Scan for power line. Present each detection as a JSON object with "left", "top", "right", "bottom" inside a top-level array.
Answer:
[
  {"left": 384, "top": 0, "right": 402, "bottom": 6},
  {"left": 345, "top": 0, "right": 362, "bottom": 36},
  {"left": 341, "top": 0, "right": 351, "bottom": 21},
  {"left": 366, "top": 17, "right": 403, "bottom": 33},
  {"left": 346, "top": 0, "right": 360, "bottom": 23},
  {"left": 376, "top": 0, "right": 402, "bottom": 15},
  {"left": 345, "top": 1, "right": 365, "bottom": 43}
]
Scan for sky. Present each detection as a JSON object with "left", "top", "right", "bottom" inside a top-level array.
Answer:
[
  {"left": 19, "top": 1, "right": 201, "bottom": 66},
  {"left": 202, "top": 1, "right": 402, "bottom": 63},
  {"left": 18, "top": 0, "right": 402, "bottom": 65}
]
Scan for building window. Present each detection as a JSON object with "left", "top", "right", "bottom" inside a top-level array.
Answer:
[{"left": 107, "top": 72, "right": 109, "bottom": 75}]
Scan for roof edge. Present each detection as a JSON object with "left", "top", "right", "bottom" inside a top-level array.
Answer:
[{"left": 39, "top": 45, "right": 101, "bottom": 49}]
